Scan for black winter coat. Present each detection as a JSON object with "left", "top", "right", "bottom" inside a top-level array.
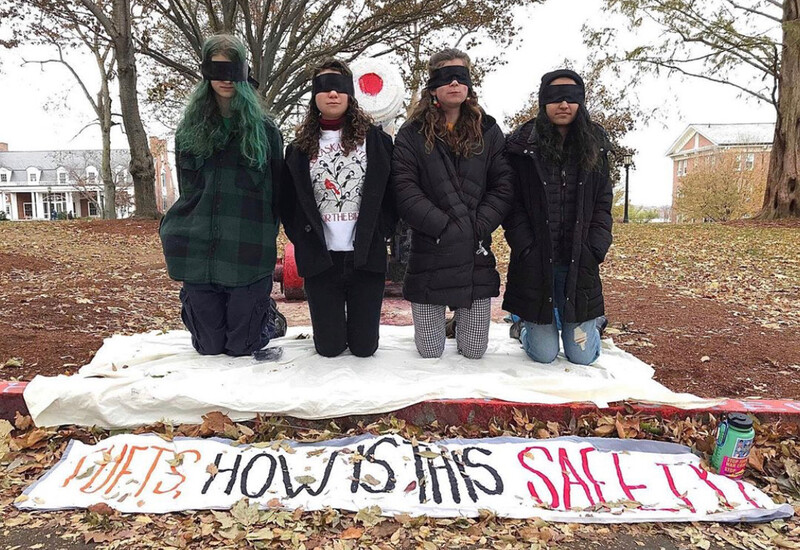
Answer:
[
  {"left": 391, "top": 114, "right": 515, "bottom": 308},
  {"left": 280, "top": 125, "right": 397, "bottom": 278},
  {"left": 502, "top": 120, "right": 613, "bottom": 324}
]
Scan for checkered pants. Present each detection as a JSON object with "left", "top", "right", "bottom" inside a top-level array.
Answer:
[{"left": 410, "top": 298, "right": 491, "bottom": 359}]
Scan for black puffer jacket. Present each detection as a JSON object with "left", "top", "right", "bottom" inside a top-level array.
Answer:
[
  {"left": 391, "top": 114, "right": 514, "bottom": 308},
  {"left": 542, "top": 156, "right": 580, "bottom": 265},
  {"left": 280, "top": 125, "right": 397, "bottom": 278},
  {"left": 502, "top": 119, "right": 613, "bottom": 324}
]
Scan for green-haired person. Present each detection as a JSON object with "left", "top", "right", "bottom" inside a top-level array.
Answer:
[{"left": 159, "top": 34, "right": 284, "bottom": 357}]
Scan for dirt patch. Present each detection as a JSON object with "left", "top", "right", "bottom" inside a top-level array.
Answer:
[
  {"left": 72, "top": 218, "right": 162, "bottom": 237},
  {"left": 604, "top": 281, "right": 800, "bottom": 399},
  {"left": 0, "top": 251, "right": 53, "bottom": 274}
]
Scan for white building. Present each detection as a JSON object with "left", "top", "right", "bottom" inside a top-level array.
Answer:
[{"left": 0, "top": 142, "right": 135, "bottom": 220}]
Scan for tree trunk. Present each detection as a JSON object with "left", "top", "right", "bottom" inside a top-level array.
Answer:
[
  {"left": 100, "top": 88, "right": 116, "bottom": 219},
  {"left": 760, "top": 0, "right": 800, "bottom": 219},
  {"left": 112, "top": 0, "right": 158, "bottom": 219}
]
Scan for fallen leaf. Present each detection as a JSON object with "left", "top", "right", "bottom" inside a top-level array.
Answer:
[
  {"left": 416, "top": 450, "right": 440, "bottom": 459},
  {"left": 266, "top": 498, "right": 282, "bottom": 509},
  {"left": 295, "top": 475, "right": 316, "bottom": 485},
  {"left": 76, "top": 465, "right": 96, "bottom": 480},
  {"left": 14, "top": 428, "right": 49, "bottom": 450},
  {"left": 355, "top": 505, "right": 383, "bottom": 527},
  {"left": 200, "top": 411, "right": 233, "bottom": 435},
  {"left": 88, "top": 502, "right": 114, "bottom": 516},
  {"left": 13, "top": 412, "right": 32, "bottom": 430},
  {"left": 2, "top": 357, "right": 23, "bottom": 368},
  {"left": 340, "top": 526, "right": 363, "bottom": 540},
  {"left": 363, "top": 474, "right": 381, "bottom": 486},
  {"left": 246, "top": 527, "right": 274, "bottom": 542},
  {"left": 84, "top": 532, "right": 115, "bottom": 543},
  {"left": 166, "top": 452, "right": 184, "bottom": 467},
  {"left": 230, "top": 498, "right": 260, "bottom": 526}
]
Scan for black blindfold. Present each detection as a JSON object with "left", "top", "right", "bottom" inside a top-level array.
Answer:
[
  {"left": 427, "top": 65, "right": 472, "bottom": 90},
  {"left": 540, "top": 84, "right": 585, "bottom": 106},
  {"left": 201, "top": 59, "right": 248, "bottom": 82},
  {"left": 312, "top": 73, "right": 355, "bottom": 97}
]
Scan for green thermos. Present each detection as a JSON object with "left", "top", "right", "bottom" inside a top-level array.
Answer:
[{"left": 711, "top": 413, "right": 754, "bottom": 479}]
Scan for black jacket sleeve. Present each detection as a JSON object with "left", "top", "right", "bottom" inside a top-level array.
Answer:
[
  {"left": 587, "top": 153, "right": 613, "bottom": 263},
  {"left": 268, "top": 120, "right": 285, "bottom": 225},
  {"left": 475, "top": 124, "right": 515, "bottom": 241},
  {"left": 378, "top": 131, "right": 399, "bottom": 238},
  {"left": 391, "top": 127, "right": 450, "bottom": 238},
  {"left": 279, "top": 143, "right": 299, "bottom": 243},
  {"left": 502, "top": 167, "right": 537, "bottom": 257}
]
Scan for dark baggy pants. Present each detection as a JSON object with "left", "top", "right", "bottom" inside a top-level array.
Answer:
[
  {"left": 303, "top": 251, "right": 385, "bottom": 358},
  {"left": 180, "top": 275, "right": 273, "bottom": 356}
]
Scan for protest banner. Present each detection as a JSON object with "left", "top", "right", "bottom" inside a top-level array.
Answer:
[{"left": 18, "top": 434, "right": 792, "bottom": 523}]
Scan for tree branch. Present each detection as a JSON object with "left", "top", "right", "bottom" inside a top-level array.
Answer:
[
  {"left": 725, "top": 0, "right": 782, "bottom": 23},
  {"left": 631, "top": 57, "right": 774, "bottom": 104}
]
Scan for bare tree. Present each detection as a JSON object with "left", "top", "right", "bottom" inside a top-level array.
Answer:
[
  {"left": 584, "top": 0, "right": 798, "bottom": 219},
  {"left": 3, "top": 1, "right": 121, "bottom": 218},
  {"left": 137, "top": 0, "right": 542, "bottom": 128},
  {"left": 2, "top": 0, "right": 158, "bottom": 218},
  {"left": 78, "top": 0, "right": 159, "bottom": 219},
  {"left": 27, "top": 43, "right": 119, "bottom": 219},
  {"left": 50, "top": 149, "right": 132, "bottom": 217}
]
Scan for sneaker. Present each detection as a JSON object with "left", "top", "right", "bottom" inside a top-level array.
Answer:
[
  {"left": 253, "top": 346, "right": 284, "bottom": 362},
  {"left": 596, "top": 315, "right": 608, "bottom": 338},
  {"left": 503, "top": 313, "right": 521, "bottom": 324},
  {"left": 445, "top": 315, "right": 456, "bottom": 339},
  {"left": 267, "top": 298, "right": 287, "bottom": 339}
]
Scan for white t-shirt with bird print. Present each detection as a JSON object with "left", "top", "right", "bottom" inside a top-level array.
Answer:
[{"left": 310, "top": 129, "right": 367, "bottom": 252}]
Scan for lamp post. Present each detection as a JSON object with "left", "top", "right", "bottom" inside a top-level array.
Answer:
[{"left": 622, "top": 153, "right": 633, "bottom": 224}]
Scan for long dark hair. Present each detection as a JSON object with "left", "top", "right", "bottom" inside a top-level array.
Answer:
[
  {"left": 407, "top": 48, "right": 483, "bottom": 157},
  {"left": 534, "top": 105, "right": 604, "bottom": 172},
  {"left": 294, "top": 59, "right": 372, "bottom": 159}
]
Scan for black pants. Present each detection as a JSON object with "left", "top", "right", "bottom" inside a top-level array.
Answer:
[
  {"left": 180, "top": 275, "right": 273, "bottom": 356},
  {"left": 304, "top": 251, "right": 385, "bottom": 357}
]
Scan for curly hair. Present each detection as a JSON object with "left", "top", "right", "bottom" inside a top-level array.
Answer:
[
  {"left": 407, "top": 48, "right": 484, "bottom": 157},
  {"left": 175, "top": 34, "right": 272, "bottom": 169},
  {"left": 293, "top": 59, "right": 372, "bottom": 159},
  {"left": 534, "top": 104, "right": 604, "bottom": 172}
]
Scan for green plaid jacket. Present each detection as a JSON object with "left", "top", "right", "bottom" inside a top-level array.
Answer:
[{"left": 160, "top": 120, "right": 283, "bottom": 287}]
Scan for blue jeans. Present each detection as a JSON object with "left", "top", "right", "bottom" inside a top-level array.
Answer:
[{"left": 520, "top": 266, "right": 601, "bottom": 365}]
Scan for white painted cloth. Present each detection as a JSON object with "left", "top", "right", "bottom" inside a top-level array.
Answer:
[
  {"left": 24, "top": 324, "right": 716, "bottom": 429},
  {"left": 17, "top": 433, "right": 793, "bottom": 522}
]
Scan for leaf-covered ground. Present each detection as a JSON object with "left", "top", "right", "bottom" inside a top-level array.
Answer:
[
  {"left": 1, "top": 411, "right": 800, "bottom": 549},
  {"left": 1, "top": 219, "right": 799, "bottom": 398}
]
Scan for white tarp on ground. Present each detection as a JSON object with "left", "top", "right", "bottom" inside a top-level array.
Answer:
[
  {"left": 17, "top": 433, "right": 793, "bottom": 522},
  {"left": 24, "top": 324, "right": 717, "bottom": 429}
]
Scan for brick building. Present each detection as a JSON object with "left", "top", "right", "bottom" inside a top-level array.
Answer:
[
  {"left": 665, "top": 123, "right": 773, "bottom": 222},
  {"left": 0, "top": 139, "right": 176, "bottom": 220}
]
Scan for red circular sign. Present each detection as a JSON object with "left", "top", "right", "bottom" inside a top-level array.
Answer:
[{"left": 358, "top": 73, "right": 384, "bottom": 96}]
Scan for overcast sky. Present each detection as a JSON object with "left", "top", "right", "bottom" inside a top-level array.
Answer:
[{"left": 0, "top": 0, "right": 775, "bottom": 207}]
